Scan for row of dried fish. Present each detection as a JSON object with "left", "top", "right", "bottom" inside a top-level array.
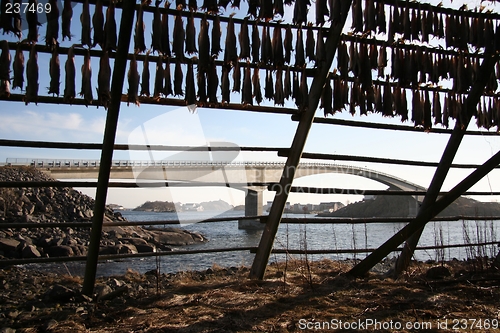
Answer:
[
  {"left": 324, "top": 77, "right": 500, "bottom": 131},
  {"left": 337, "top": 41, "right": 500, "bottom": 94}
]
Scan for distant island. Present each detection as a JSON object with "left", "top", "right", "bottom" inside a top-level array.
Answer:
[
  {"left": 133, "top": 199, "right": 234, "bottom": 212},
  {"left": 318, "top": 195, "right": 500, "bottom": 218}
]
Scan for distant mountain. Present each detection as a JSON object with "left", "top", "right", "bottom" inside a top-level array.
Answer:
[
  {"left": 133, "top": 199, "right": 234, "bottom": 212},
  {"left": 133, "top": 201, "right": 176, "bottom": 212},
  {"left": 320, "top": 195, "right": 500, "bottom": 218}
]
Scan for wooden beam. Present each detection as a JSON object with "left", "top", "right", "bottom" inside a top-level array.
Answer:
[
  {"left": 349, "top": 148, "right": 500, "bottom": 277},
  {"left": 248, "top": 0, "right": 353, "bottom": 280},
  {"left": 81, "top": 0, "right": 136, "bottom": 296}
]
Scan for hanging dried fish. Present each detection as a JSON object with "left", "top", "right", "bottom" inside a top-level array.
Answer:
[
  {"left": 315, "top": 28, "right": 325, "bottom": 68},
  {"left": 376, "top": 2, "right": 386, "bottom": 34},
  {"left": 338, "top": 41, "right": 348, "bottom": 78},
  {"left": 202, "top": 0, "right": 218, "bottom": 14},
  {"left": 252, "top": 67, "right": 262, "bottom": 105},
  {"left": 264, "top": 69, "right": 274, "bottom": 100},
  {"left": 45, "top": 0, "right": 59, "bottom": 48},
  {"left": 351, "top": 0, "right": 363, "bottom": 33},
  {"left": 64, "top": 45, "right": 75, "bottom": 103},
  {"left": 260, "top": 0, "right": 273, "bottom": 21},
  {"left": 198, "top": 69, "right": 207, "bottom": 104},
  {"left": 207, "top": 61, "right": 218, "bottom": 104},
  {"left": 393, "top": 86, "right": 402, "bottom": 117},
  {"left": 92, "top": 0, "right": 104, "bottom": 48},
  {"left": 12, "top": 44, "right": 23, "bottom": 90},
  {"left": 151, "top": 1, "right": 162, "bottom": 53},
  {"left": 251, "top": 22, "right": 260, "bottom": 63},
  {"left": 81, "top": 0, "right": 91, "bottom": 48},
  {"left": 127, "top": 55, "right": 140, "bottom": 106},
  {"left": 369, "top": 44, "right": 378, "bottom": 70},
  {"left": 11, "top": 1, "right": 21, "bottom": 39},
  {"left": 185, "top": 62, "right": 196, "bottom": 106},
  {"left": 97, "top": 50, "right": 111, "bottom": 108},
  {"left": 299, "top": 69, "right": 308, "bottom": 111},
  {"left": 382, "top": 80, "right": 392, "bottom": 117},
  {"left": 273, "top": 25, "right": 284, "bottom": 67},
  {"left": 173, "top": 13, "right": 185, "bottom": 59},
  {"left": 295, "top": 27, "right": 305, "bottom": 67},
  {"left": 275, "top": 68, "right": 284, "bottom": 106},
  {"left": 306, "top": 24, "right": 315, "bottom": 63},
  {"left": 364, "top": 0, "right": 375, "bottom": 33},
  {"left": 164, "top": 57, "right": 173, "bottom": 97},
  {"left": 423, "top": 90, "right": 432, "bottom": 130},
  {"left": 224, "top": 15, "right": 238, "bottom": 65},
  {"left": 25, "top": 43, "right": 38, "bottom": 105},
  {"left": 247, "top": 0, "right": 259, "bottom": 18},
  {"left": 211, "top": 15, "right": 222, "bottom": 57},
  {"left": 232, "top": 61, "right": 240, "bottom": 93},
  {"left": 377, "top": 45, "right": 386, "bottom": 77},
  {"left": 274, "top": 0, "right": 284, "bottom": 17},
  {"left": 153, "top": 56, "right": 164, "bottom": 98},
  {"left": 261, "top": 23, "right": 271, "bottom": 65},
  {"left": 293, "top": 70, "right": 301, "bottom": 107},
  {"left": 189, "top": 0, "right": 197, "bottom": 11},
  {"left": 176, "top": 0, "right": 186, "bottom": 10},
  {"left": 442, "top": 93, "right": 449, "bottom": 128},
  {"left": 134, "top": 2, "right": 146, "bottom": 54},
  {"left": 160, "top": 2, "right": 171, "bottom": 57},
  {"left": 349, "top": 82, "right": 357, "bottom": 115},
  {"left": 316, "top": 0, "right": 329, "bottom": 26},
  {"left": 62, "top": 0, "right": 72, "bottom": 41},
  {"left": 1, "top": 0, "right": 13, "bottom": 34},
  {"left": 284, "top": 66, "right": 291, "bottom": 99},
  {"left": 139, "top": 57, "right": 150, "bottom": 97},
  {"left": 199, "top": 16, "right": 210, "bottom": 71},
  {"left": 293, "top": 0, "right": 308, "bottom": 26},
  {"left": 104, "top": 2, "right": 117, "bottom": 51},
  {"left": 174, "top": 60, "right": 183, "bottom": 96},
  {"left": 393, "top": 5, "right": 401, "bottom": 33},
  {"left": 321, "top": 77, "right": 333, "bottom": 116},
  {"left": 433, "top": 91, "right": 442, "bottom": 125},
  {"left": 387, "top": 6, "right": 394, "bottom": 44},
  {"left": 221, "top": 66, "right": 230, "bottom": 104},
  {"left": 239, "top": 18, "right": 250, "bottom": 60},
  {"left": 411, "top": 89, "right": 422, "bottom": 127},
  {"left": 48, "top": 49, "right": 59, "bottom": 96},
  {"left": 27, "top": 0, "right": 40, "bottom": 43},
  {"left": 402, "top": 4, "right": 410, "bottom": 40},
  {"left": 0, "top": 41, "right": 10, "bottom": 81},
  {"left": 80, "top": 50, "right": 93, "bottom": 106},
  {"left": 420, "top": 10, "right": 428, "bottom": 43},
  {"left": 359, "top": 44, "right": 371, "bottom": 91},
  {"left": 284, "top": 25, "right": 293, "bottom": 64},
  {"left": 242, "top": 64, "right": 252, "bottom": 105},
  {"left": 186, "top": 13, "right": 197, "bottom": 55},
  {"left": 400, "top": 88, "right": 408, "bottom": 122}
]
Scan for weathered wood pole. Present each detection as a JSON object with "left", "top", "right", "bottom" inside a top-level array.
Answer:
[
  {"left": 82, "top": 0, "right": 136, "bottom": 296},
  {"left": 249, "top": 0, "right": 353, "bottom": 280},
  {"left": 349, "top": 148, "right": 500, "bottom": 277}
]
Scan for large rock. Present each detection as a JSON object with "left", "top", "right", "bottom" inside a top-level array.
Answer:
[
  {"left": 22, "top": 244, "right": 41, "bottom": 258},
  {"left": 0, "top": 238, "right": 20, "bottom": 253},
  {"left": 48, "top": 245, "right": 74, "bottom": 257}
]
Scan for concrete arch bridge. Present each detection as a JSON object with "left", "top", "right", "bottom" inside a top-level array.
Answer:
[{"left": 8, "top": 158, "right": 426, "bottom": 224}]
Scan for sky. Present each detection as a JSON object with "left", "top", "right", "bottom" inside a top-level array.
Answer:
[{"left": 1, "top": 0, "right": 500, "bottom": 209}]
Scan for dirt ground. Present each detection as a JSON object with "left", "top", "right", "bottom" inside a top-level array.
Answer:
[{"left": 1, "top": 258, "right": 500, "bottom": 332}]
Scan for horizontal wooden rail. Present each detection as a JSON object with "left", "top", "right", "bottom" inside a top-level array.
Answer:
[
  {"left": 307, "top": 117, "right": 500, "bottom": 136},
  {"left": 278, "top": 150, "right": 500, "bottom": 169},
  {"left": 0, "top": 181, "right": 277, "bottom": 188},
  {"left": 1, "top": 240, "right": 497, "bottom": 267}
]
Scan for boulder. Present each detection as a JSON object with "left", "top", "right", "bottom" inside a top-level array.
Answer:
[
  {"left": 22, "top": 244, "right": 41, "bottom": 258},
  {"left": 48, "top": 245, "right": 74, "bottom": 257},
  {"left": 426, "top": 266, "right": 451, "bottom": 279},
  {"left": 44, "top": 284, "right": 78, "bottom": 303},
  {"left": 0, "top": 238, "right": 20, "bottom": 253}
]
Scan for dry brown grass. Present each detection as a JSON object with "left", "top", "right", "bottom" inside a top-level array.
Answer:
[{"left": 2, "top": 259, "right": 500, "bottom": 333}]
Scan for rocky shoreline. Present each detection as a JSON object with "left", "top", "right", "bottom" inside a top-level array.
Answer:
[{"left": 0, "top": 166, "right": 206, "bottom": 261}]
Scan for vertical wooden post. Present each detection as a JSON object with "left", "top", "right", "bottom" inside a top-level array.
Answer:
[
  {"left": 393, "top": 51, "right": 498, "bottom": 276},
  {"left": 348, "top": 51, "right": 498, "bottom": 277},
  {"left": 249, "top": 2, "right": 353, "bottom": 280},
  {"left": 82, "top": 1, "right": 136, "bottom": 296},
  {"left": 349, "top": 149, "right": 500, "bottom": 277}
]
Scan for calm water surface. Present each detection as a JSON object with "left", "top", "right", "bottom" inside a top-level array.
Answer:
[{"left": 35, "top": 211, "right": 500, "bottom": 277}]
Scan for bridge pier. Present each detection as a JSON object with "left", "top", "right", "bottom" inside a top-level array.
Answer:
[{"left": 239, "top": 188, "right": 265, "bottom": 230}]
